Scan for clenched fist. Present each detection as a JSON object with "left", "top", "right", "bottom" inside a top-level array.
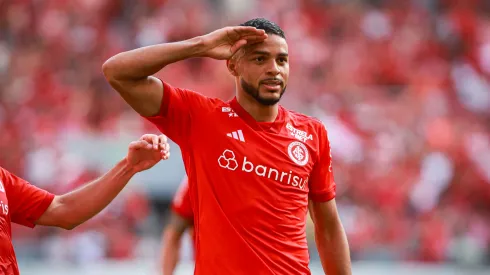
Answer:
[{"left": 126, "top": 134, "right": 170, "bottom": 172}]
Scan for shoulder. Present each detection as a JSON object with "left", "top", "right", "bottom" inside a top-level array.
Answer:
[
  {"left": 0, "top": 167, "right": 7, "bottom": 191},
  {"left": 285, "top": 108, "right": 325, "bottom": 126},
  {"left": 284, "top": 107, "right": 328, "bottom": 138},
  {"left": 0, "top": 166, "right": 8, "bottom": 176},
  {"left": 199, "top": 97, "right": 239, "bottom": 118},
  {"left": 185, "top": 91, "right": 227, "bottom": 114},
  {"left": 162, "top": 80, "right": 226, "bottom": 110},
  {"left": 0, "top": 166, "right": 29, "bottom": 194},
  {"left": 0, "top": 167, "right": 14, "bottom": 185}
]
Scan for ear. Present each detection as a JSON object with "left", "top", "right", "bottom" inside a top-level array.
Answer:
[{"left": 226, "top": 59, "right": 239, "bottom": 77}]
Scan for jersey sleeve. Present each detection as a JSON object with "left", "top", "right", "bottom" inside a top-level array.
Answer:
[
  {"left": 0, "top": 167, "right": 55, "bottom": 228},
  {"left": 308, "top": 125, "right": 336, "bottom": 202},
  {"left": 171, "top": 177, "right": 193, "bottom": 221},
  {"left": 143, "top": 79, "right": 211, "bottom": 147}
]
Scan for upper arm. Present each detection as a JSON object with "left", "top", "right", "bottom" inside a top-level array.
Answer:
[
  {"left": 309, "top": 124, "right": 336, "bottom": 202},
  {"left": 107, "top": 75, "right": 164, "bottom": 117},
  {"left": 143, "top": 80, "right": 213, "bottom": 146},
  {"left": 34, "top": 196, "right": 65, "bottom": 227},
  {"left": 1, "top": 167, "right": 55, "bottom": 228}
]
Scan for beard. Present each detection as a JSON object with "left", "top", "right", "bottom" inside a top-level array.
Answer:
[{"left": 240, "top": 79, "right": 287, "bottom": 106}]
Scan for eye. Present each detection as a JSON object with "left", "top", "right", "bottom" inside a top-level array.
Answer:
[
  {"left": 278, "top": 57, "right": 288, "bottom": 63},
  {"left": 255, "top": 57, "right": 264, "bottom": 62}
]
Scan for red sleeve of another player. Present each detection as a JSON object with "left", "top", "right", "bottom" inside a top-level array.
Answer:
[
  {"left": 0, "top": 167, "right": 55, "bottom": 228},
  {"left": 143, "top": 80, "right": 209, "bottom": 147},
  {"left": 171, "top": 177, "right": 193, "bottom": 221},
  {"left": 308, "top": 125, "right": 336, "bottom": 202}
]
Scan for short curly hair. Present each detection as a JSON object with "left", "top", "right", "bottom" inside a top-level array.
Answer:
[{"left": 240, "top": 18, "right": 286, "bottom": 39}]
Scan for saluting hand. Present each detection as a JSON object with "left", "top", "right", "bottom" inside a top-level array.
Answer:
[{"left": 198, "top": 26, "right": 268, "bottom": 60}]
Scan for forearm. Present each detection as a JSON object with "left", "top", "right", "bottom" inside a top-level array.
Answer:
[
  {"left": 54, "top": 159, "right": 136, "bottom": 228},
  {"left": 161, "top": 229, "right": 182, "bottom": 275},
  {"left": 315, "top": 223, "right": 351, "bottom": 275},
  {"left": 103, "top": 37, "right": 205, "bottom": 81}
]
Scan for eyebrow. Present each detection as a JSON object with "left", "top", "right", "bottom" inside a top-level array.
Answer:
[{"left": 250, "top": 50, "right": 289, "bottom": 57}]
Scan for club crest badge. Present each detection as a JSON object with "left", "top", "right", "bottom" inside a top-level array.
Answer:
[{"left": 287, "top": 141, "right": 309, "bottom": 166}]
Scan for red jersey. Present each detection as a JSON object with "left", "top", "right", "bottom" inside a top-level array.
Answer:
[
  {"left": 146, "top": 81, "right": 335, "bottom": 275},
  {"left": 171, "top": 177, "right": 193, "bottom": 221},
  {"left": 0, "top": 167, "right": 55, "bottom": 275}
]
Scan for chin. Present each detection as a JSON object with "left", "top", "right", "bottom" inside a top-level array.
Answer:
[
  {"left": 262, "top": 90, "right": 282, "bottom": 97},
  {"left": 260, "top": 88, "right": 281, "bottom": 96},
  {"left": 257, "top": 94, "right": 282, "bottom": 106}
]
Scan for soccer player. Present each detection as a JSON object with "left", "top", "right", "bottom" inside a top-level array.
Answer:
[
  {"left": 103, "top": 18, "right": 351, "bottom": 275},
  {"left": 0, "top": 134, "right": 170, "bottom": 275},
  {"left": 160, "top": 176, "right": 194, "bottom": 275}
]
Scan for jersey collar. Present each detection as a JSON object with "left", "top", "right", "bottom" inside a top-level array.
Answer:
[{"left": 229, "top": 97, "right": 286, "bottom": 133}]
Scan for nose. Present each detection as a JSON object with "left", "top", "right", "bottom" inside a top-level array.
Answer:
[{"left": 266, "top": 60, "right": 280, "bottom": 75}]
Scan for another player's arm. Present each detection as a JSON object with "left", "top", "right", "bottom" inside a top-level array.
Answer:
[
  {"left": 102, "top": 27, "right": 267, "bottom": 116},
  {"left": 309, "top": 200, "right": 351, "bottom": 275},
  {"left": 35, "top": 134, "right": 169, "bottom": 230},
  {"left": 160, "top": 213, "right": 192, "bottom": 275}
]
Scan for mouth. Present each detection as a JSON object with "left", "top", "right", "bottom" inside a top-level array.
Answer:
[{"left": 260, "top": 79, "right": 283, "bottom": 91}]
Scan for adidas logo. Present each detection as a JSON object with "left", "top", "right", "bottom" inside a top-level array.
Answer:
[{"left": 226, "top": 130, "right": 245, "bottom": 142}]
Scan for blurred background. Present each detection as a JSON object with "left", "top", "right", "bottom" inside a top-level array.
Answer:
[{"left": 1, "top": 0, "right": 490, "bottom": 274}]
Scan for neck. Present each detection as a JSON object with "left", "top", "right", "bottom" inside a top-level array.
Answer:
[{"left": 236, "top": 93, "right": 279, "bottom": 122}]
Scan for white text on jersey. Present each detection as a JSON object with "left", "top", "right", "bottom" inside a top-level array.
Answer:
[
  {"left": 222, "top": 106, "right": 238, "bottom": 117},
  {"left": 286, "top": 123, "right": 313, "bottom": 143},
  {"left": 218, "top": 150, "right": 308, "bottom": 190},
  {"left": 0, "top": 201, "right": 8, "bottom": 215}
]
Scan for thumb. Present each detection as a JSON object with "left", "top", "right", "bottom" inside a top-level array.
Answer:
[{"left": 230, "top": 39, "right": 247, "bottom": 55}]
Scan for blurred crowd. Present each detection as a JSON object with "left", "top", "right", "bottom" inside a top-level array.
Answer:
[{"left": 1, "top": 0, "right": 490, "bottom": 266}]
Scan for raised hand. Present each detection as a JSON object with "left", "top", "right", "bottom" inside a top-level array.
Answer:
[
  {"left": 198, "top": 26, "right": 268, "bottom": 60},
  {"left": 126, "top": 134, "right": 170, "bottom": 172}
]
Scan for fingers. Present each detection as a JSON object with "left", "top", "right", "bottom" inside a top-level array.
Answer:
[
  {"left": 136, "top": 134, "right": 171, "bottom": 160},
  {"left": 231, "top": 27, "right": 268, "bottom": 43},
  {"left": 129, "top": 139, "right": 170, "bottom": 158},
  {"left": 158, "top": 134, "right": 170, "bottom": 159},
  {"left": 240, "top": 34, "right": 268, "bottom": 45},
  {"left": 242, "top": 35, "right": 268, "bottom": 41},
  {"left": 230, "top": 32, "right": 268, "bottom": 55},
  {"left": 152, "top": 135, "right": 159, "bottom": 150},
  {"left": 234, "top": 26, "right": 266, "bottom": 36},
  {"left": 140, "top": 134, "right": 156, "bottom": 145},
  {"left": 140, "top": 134, "right": 169, "bottom": 150},
  {"left": 161, "top": 150, "right": 170, "bottom": 160},
  {"left": 158, "top": 134, "right": 168, "bottom": 151},
  {"left": 236, "top": 27, "right": 267, "bottom": 39},
  {"left": 231, "top": 39, "right": 248, "bottom": 54},
  {"left": 129, "top": 140, "right": 152, "bottom": 150}
]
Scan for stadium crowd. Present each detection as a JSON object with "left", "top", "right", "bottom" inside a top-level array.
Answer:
[{"left": 1, "top": 0, "right": 489, "bottom": 266}]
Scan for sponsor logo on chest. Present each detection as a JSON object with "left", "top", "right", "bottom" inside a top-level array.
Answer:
[
  {"left": 0, "top": 180, "right": 8, "bottom": 216},
  {"left": 222, "top": 107, "right": 238, "bottom": 117},
  {"left": 217, "top": 149, "right": 309, "bottom": 190},
  {"left": 286, "top": 123, "right": 313, "bottom": 143}
]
